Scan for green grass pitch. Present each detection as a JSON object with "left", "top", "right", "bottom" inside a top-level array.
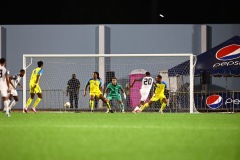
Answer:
[{"left": 0, "top": 112, "right": 239, "bottom": 160}]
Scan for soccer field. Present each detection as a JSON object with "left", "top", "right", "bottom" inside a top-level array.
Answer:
[{"left": 0, "top": 112, "right": 239, "bottom": 160}]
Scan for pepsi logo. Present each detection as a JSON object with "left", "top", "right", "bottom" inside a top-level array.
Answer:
[
  {"left": 216, "top": 44, "right": 240, "bottom": 61},
  {"left": 206, "top": 95, "right": 223, "bottom": 109}
]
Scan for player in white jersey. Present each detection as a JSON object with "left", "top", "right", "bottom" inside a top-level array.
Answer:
[
  {"left": 0, "top": 58, "right": 10, "bottom": 117},
  {"left": 7, "top": 69, "right": 25, "bottom": 111},
  {"left": 129, "top": 72, "right": 154, "bottom": 113}
]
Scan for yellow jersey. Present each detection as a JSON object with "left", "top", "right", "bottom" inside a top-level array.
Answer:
[
  {"left": 154, "top": 82, "right": 166, "bottom": 96},
  {"left": 86, "top": 78, "right": 102, "bottom": 93},
  {"left": 30, "top": 67, "right": 43, "bottom": 85}
]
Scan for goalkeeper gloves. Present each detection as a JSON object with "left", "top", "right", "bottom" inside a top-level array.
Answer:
[{"left": 123, "top": 93, "right": 126, "bottom": 99}]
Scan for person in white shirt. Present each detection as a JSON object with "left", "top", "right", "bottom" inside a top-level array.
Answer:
[
  {"left": 130, "top": 71, "right": 155, "bottom": 113},
  {"left": 8, "top": 69, "right": 25, "bottom": 111},
  {"left": 0, "top": 58, "right": 10, "bottom": 117}
]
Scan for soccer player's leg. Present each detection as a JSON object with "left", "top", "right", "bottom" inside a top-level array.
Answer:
[
  {"left": 116, "top": 94, "right": 125, "bottom": 113},
  {"left": 31, "top": 85, "right": 42, "bottom": 113},
  {"left": 89, "top": 93, "right": 95, "bottom": 112},
  {"left": 133, "top": 89, "right": 147, "bottom": 113},
  {"left": 140, "top": 95, "right": 159, "bottom": 112},
  {"left": 9, "top": 89, "right": 19, "bottom": 111},
  {"left": 3, "top": 97, "right": 10, "bottom": 117},
  {"left": 25, "top": 84, "right": 35, "bottom": 113},
  {"left": 139, "top": 89, "right": 149, "bottom": 107},
  {"left": 1, "top": 89, "right": 10, "bottom": 117},
  {"left": 69, "top": 92, "right": 74, "bottom": 108},
  {"left": 74, "top": 93, "right": 79, "bottom": 109},
  {"left": 105, "top": 95, "right": 113, "bottom": 113},
  {"left": 99, "top": 93, "right": 113, "bottom": 113},
  {"left": 3, "top": 92, "right": 12, "bottom": 112},
  {"left": 159, "top": 95, "right": 167, "bottom": 113}
]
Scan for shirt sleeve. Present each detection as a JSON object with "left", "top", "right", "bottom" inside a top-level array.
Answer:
[
  {"left": 152, "top": 85, "right": 156, "bottom": 91},
  {"left": 12, "top": 74, "right": 18, "bottom": 80},
  {"left": 99, "top": 79, "right": 102, "bottom": 87},
  {"left": 153, "top": 78, "right": 156, "bottom": 83},
  {"left": 162, "top": 81, "right": 167, "bottom": 88},
  {"left": 120, "top": 84, "right": 123, "bottom": 90},
  {"left": 106, "top": 83, "right": 111, "bottom": 89},
  {"left": 6, "top": 69, "right": 10, "bottom": 75},
  {"left": 38, "top": 69, "right": 43, "bottom": 75},
  {"left": 86, "top": 79, "right": 90, "bottom": 86}
]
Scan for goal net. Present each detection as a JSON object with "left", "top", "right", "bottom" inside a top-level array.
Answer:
[{"left": 22, "top": 54, "right": 198, "bottom": 113}]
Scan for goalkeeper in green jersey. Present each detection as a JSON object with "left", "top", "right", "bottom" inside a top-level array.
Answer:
[{"left": 104, "top": 77, "right": 126, "bottom": 113}]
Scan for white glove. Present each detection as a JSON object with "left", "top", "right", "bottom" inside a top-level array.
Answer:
[
  {"left": 123, "top": 93, "right": 126, "bottom": 99},
  {"left": 104, "top": 93, "right": 107, "bottom": 98}
]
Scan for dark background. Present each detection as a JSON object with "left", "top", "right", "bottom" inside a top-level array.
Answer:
[{"left": 0, "top": 0, "right": 239, "bottom": 24}]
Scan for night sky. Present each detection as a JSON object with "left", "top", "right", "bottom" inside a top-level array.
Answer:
[{"left": 0, "top": 0, "right": 239, "bottom": 24}]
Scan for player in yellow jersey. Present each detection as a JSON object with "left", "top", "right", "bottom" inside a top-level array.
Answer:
[
  {"left": 137, "top": 75, "right": 167, "bottom": 114},
  {"left": 84, "top": 71, "right": 113, "bottom": 113},
  {"left": 23, "top": 61, "right": 43, "bottom": 113}
]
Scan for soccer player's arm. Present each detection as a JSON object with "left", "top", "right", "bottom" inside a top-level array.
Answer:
[
  {"left": 120, "top": 85, "right": 126, "bottom": 99},
  {"left": 16, "top": 75, "right": 23, "bottom": 89},
  {"left": 153, "top": 81, "right": 158, "bottom": 88},
  {"left": 18, "top": 83, "right": 23, "bottom": 89},
  {"left": 130, "top": 78, "right": 142, "bottom": 88},
  {"left": 17, "top": 82, "right": 23, "bottom": 89},
  {"left": 84, "top": 80, "right": 90, "bottom": 96},
  {"left": 150, "top": 84, "right": 157, "bottom": 97},
  {"left": 76, "top": 79, "right": 80, "bottom": 95},
  {"left": 152, "top": 78, "right": 158, "bottom": 88},
  {"left": 34, "top": 69, "right": 43, "bottom": 88},
  {"left": 66, "top": 80, "right": 70, "bottom": 96},
  {"left": 9, "top": 75, "right": 16, "bottom": 89},
  {"left": 163, "top": 81, "right": 169, "bottom": 96},
  {"left": 152, "top": 77, "right": 158, "bottom": 89},
  {"left": 99, "top": 79, "right": 103, "bottom": 93},
  {"left": 104, "top": 83, "right": 110, "bottom": 97},
  {"left": 5, "top": 70, "right": 10, "bottom": 92}
]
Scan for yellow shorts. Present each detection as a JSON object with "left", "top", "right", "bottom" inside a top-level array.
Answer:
[
  {"left": 90, "top": 92, "right": 102, "bottom": 98},
  {"left": 150, "top": 94, "right": 166, "bottom": 102},
  {"left": 29, "top": 83, "right": 42, "bottom": 94}
]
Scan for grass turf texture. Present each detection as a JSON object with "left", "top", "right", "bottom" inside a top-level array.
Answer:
[{"left": 0, "top": 112, "right": 239, "bottom": 160}]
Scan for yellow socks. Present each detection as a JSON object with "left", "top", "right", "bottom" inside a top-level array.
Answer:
[
  {"left": 33, "top": 98, "right": 41, "bottom": 108},
  {"left": 90, "top": 100, "right": 94, "bottom": 110},
  {"left": 106, "top": 102, "right": 111, "bottom": 110},
  {"left": 140, "top": 103, "right": 149, "bottom": 111},
  {"left": 160, "top": 103, "right": 167, "bottom": 111},
  {"left": 26, "top": 98, "right": 33, "bottom": 108}
]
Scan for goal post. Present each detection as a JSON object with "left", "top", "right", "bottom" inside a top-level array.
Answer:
[{"left": 22, "top": 53, "right": 197, "bottom": 113}]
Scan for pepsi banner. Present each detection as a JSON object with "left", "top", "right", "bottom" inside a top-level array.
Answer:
[
  {"left": 195, "top": 36, "right": 240, "bottom": 76},
  {"left": 215, "top": 44, "right": 240, "bottom": 61},
  {"left": 194, "top": 92, "right": 240, "bottom": 110},
  {"left": 168, "top": 36, "right": 240, "bottom": 77},
  {"left": 206, "top": 94, "right": 223, "bottom": 109}
]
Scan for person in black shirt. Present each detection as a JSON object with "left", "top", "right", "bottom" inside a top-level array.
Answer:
[{"left": 66, "top": 74, "right": 80, "bottom": 109}]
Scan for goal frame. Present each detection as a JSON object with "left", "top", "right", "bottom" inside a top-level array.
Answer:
[{"left": 23, "top": 53, "right": 195, "bottom": 113}]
